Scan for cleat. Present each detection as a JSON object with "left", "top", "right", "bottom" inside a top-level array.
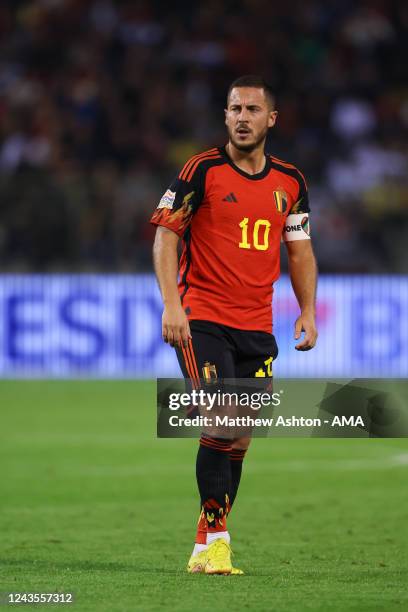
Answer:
[
  {"left": 187, "top": 549, "right": 207, "bottom": 573},
  {"left": 187, "top": 548, "right": 243, "bottom": 575},
  {"left": 204, "top": 538, "right": 232, "bottom": 575}
]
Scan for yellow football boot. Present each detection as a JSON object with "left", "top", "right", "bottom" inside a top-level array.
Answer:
[
  {"left": 187, "top": 543, "right": 244, "bottom": 575},
  {"left": 187, "top": 549, "right": 207, "bottom": 573},
  {"left": 187, "top": 550, "right": 207, "bottom": 574},
  {"left": 204, "top": 538, "right": 232, "bottom": 575}
]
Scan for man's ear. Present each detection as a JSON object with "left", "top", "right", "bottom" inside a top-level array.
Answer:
[
  {"left": 224, "top": 108, "right": 228, "bottom": 125},
  {"left": 268, "top": 110, "right": 278, "bottom": 128}
]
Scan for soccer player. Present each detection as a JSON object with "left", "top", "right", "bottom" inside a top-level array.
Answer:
[{"left": 151, "top": 75, "right": 318, "bottom": 575}]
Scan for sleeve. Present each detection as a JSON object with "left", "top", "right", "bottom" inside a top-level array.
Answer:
[
  {"left": 282, "top": 169, "right": 311, "bottom": 242},
  {"left": 150, "top": 163, "right": 205, "bottom": 237}
]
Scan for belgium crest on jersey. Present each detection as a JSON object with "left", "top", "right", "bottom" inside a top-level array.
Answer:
[{"left": 273, "top": 190, "right": 288, "bottom": 214}]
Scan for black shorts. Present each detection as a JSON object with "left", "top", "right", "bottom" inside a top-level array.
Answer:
[{"left": 176, "top": 320, "right": 278, "bottom": 383}]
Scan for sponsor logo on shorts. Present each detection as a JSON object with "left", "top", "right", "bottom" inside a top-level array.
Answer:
[{"left": 202, "top": 362, "right": 218, "bottom": 384}]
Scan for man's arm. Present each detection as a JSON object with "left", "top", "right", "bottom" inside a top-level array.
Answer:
[
  {"left": 152, "top": 226, "right": 191, "bottom": 348},
  {"left": 285, "top": 240, "right": 318, "bottom": 350}
]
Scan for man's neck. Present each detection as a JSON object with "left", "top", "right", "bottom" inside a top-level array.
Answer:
[{"left": 226, "top": 141, "right": 266, "bottom": 175}]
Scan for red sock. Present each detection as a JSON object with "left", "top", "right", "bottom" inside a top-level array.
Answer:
[
  {"left": 195, "top": 509, "right": 207, "bottom": 545},
  {"left": 204, "top": 497, "right": 228, "bottom": 533}
]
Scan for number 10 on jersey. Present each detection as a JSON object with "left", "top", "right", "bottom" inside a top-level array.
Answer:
[{"left": 239, "top": 217, "right": 271, "bottom": 251}]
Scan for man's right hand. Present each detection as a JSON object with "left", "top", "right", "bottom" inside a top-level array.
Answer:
[{"left": 162, "top": 302, "right": 192, "bottom": 348}]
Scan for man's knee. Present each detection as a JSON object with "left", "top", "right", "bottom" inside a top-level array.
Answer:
[{"left": 231, "top": 436, "right": 252, "bottom": 450}]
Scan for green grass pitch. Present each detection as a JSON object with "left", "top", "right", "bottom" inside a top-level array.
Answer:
[{"left": 1, "top": 381, "right": 407, "bottom": 611}]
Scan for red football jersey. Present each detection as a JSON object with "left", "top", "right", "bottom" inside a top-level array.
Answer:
[{"left": 151, "top": 146, "right": 310, "bottom": 333}]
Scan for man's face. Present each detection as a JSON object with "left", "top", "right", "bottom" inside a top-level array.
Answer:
[{"left": 225, "top": 87, "right": 277, "bottom": 152}]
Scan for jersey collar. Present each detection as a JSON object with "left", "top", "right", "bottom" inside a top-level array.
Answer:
[{"left": 219, "top": 145, "right": 271, "bottom": 180}]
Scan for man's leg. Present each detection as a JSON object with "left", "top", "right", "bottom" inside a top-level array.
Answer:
[
  {"left": 229, "top": 437, "right": 251, "bottom": 509},
  {"left": 196, "top": 434, "right": 232, "bottom": 545},
  {"left": 175, "top": 321, "right": 236, "bottom": 572},
  {"left": 191, "top": 434, "right": 234, "bottom": 562},
  {"left": 229, "top": 332, "right": 277, "bottom": 513}
]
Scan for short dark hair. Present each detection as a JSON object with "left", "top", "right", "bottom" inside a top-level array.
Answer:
[{"left": 227, "top": 75, "right": 276, "bottom": 109}]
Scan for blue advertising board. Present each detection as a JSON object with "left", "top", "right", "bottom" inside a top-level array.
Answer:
[{"left": 0, "top": 275, "right": 406, "bottom": 378}]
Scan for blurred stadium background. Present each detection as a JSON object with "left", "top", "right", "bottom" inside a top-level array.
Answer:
[{"left": 0, "top": 0, "right": 407, "bottom": 378}]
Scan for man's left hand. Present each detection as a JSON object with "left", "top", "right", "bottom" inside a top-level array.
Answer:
[{"left": 294, "top": 313, "right": 318, "bottom": 351}]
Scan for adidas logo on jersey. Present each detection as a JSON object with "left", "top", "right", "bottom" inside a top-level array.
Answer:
[{"left": 222, "top": 192, "right": 238, "bottom": 203}]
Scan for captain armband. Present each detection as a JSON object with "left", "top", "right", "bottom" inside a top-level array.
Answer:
[{"left": 282, "top": 213, "right": 311, "bottom": 242}]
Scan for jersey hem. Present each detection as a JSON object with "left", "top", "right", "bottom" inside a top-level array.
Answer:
[{"left": 188, "top": 315, "right": 273, "bottom": 335}]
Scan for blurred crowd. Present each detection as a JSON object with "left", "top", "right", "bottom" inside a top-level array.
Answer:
[{"left": 0, "top": 0, "right": 407, "bottom": 272}]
